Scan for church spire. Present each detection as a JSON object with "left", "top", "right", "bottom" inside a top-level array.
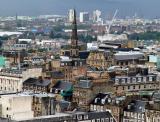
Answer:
[
  {"left": 70, "top": 9, "right": 79, "bottom": 58},
  {"left": 71, "top": 9, "right": 78, "bottom": 47}
]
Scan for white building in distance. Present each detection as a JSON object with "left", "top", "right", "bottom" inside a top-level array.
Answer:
[
  {"left": 79, "top": 12, "right": 89, "bottom": 23},
  {"left": 68, "top": 9, "right": 75, "bottom": 23},
  {"left": 93, "top": 10, "right": 102, "bottom": 23}
]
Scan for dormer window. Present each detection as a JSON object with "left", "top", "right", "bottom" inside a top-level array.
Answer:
[
  {"left": 138, "top": 77, "right": 142, "bottom": 82},
  {"left": 122, "top": 78, "right": 126, "bottom": 84},
  {"left": 110, "top": 118, "right": 113, "bottom": 122},
  {"left": 105, "top": 118, "right": 109, "bottom": 122},
  {"left": 75, "top": 62, "right": 77, "bottom": 66},
  {"left": 132, "top": 78, "right": 136, "bottom": 83},
  {"left": 60, "top": 90, "right": 64, "bottom": 94},
  {"left": 127, "top": 78, "right": 130, "bottom": 83},
  {"left": 77, "top": 115, "right": 82, "bottom": 120},
  {"left": 84, "top": 115, "right": 88, "bottom": 120},
  {"left": 101, "top": 99, "right": 105, "bottom": 105},
  {"left": 149, "top": 76, "right": 153, "bottom": 82},
  {"left": 80, "top": 62, "right": 82, "bottom": 66},
  {"left": 101, "top": 118, "right": 105, "bottom": 122},
  {"left": 55, "top": 89, "right": 58, "bottom": 94},
  {"left": 143, "top": 77, "right": 146, "bottom": 82},
  {"left": 94, "top": 98, "right": 99, "bottom": 103},
  {"left": 115, "top": 78, "right": 119, "bottom": 84},
  {"left": 97, "top": 119, "right": 100, "bottom": 122}
]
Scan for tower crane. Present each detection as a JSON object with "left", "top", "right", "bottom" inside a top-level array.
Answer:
[{"left": 106, "top": 9, "right": 118, "bottom": 34}]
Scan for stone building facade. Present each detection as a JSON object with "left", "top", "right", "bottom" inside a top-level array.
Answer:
[{"left": 0, "top": 68, "right": 42, "bottom": 92}]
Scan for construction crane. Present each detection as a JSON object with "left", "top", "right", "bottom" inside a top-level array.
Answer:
[{"left": 106, "top": 9, "right": 118, "bottom": 34}]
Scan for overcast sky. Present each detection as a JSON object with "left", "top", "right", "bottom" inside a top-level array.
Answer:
[{"left": 0, "top": 0, "right": 159, "bottom": 18}]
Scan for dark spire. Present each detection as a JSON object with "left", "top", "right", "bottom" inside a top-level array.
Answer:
[
  {"left": 71, "top": 9, "right": 78, "bottom": 46},
  {"left": 69, "top": 9, "right": 79, "bottom": 58}
]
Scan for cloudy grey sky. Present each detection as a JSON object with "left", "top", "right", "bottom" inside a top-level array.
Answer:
[{"left": 0, "top": 0, "right": 159, "bottom": 18}]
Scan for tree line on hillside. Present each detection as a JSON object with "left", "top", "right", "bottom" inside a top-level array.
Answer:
[{"left": 128, "top": 31, "right": 160, "bottom": 41}]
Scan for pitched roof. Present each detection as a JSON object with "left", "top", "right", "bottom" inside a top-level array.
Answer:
[
  {"left": 114, "top": 51, "right": 144, "bottom": 61},
  {"left": 52, "top": 81, "right": 73, "bottom": 91},
  {"left": 87, "top": 111, "right": 116, "bottom": 121},
  {"left": 76, "top": 80, "right": 93, "bottom": 89},
  {"left": 51, "top": 71, "right": 65, "bottom": 79},
  {"left": 23, "top": 78, "right": 51, "bottom": 87},
  {"left": 124, "top": 100, "right": 147, "bottom": 113},
  {"left": 79, "top": 51, "right": 90, "bottom": 59},
  {"left": 57, "top": 100, "right": 71, "bottom": 112}
]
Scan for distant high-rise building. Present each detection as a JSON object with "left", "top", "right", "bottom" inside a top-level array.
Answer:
[
  {"left": 15, "top": 13, "right": 18, "bottom": 22},
  {"left": 68, "top": 9, "right": 75, "bottom": 23},
  {"left": 79, "top": 12, "right": 89, "bottom": 23},
  {"left": 15, "top": 13, "right": 19, "bottom": 27},
  {"left": 93, "top": 10, "right": 102, "bottom": 23}
]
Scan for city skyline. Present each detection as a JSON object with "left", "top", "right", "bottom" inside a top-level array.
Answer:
[
  {"left": 1, "top": 1, "right": 160, "bottom": 122},
  {"left": 0, "top": 0, "right": 159, "bottom": 18}
]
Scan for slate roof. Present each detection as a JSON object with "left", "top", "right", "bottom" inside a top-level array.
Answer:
[
  {"left": 75, "top": 80, "right": 93, "bottom": 89},
  {"left": 52, "top": 81, "right": 73, "bottom": 91},
  {"left": 152, "top": 91, "right": 160, "bottom": 100},
  {"left": 114, "top": 48, "right": 134, "bottom": 52},
  {"left": 86, "top": 111, "right": 116, "bottom": 121},
  {"left": 51, "top": 71, "right": 65, "bottom": 79},
  {"left": 87, "top": 66, "right": 102, "bottom": 71},
  {"left": 2, "top": 50, "right": 28, "bottom": 57},
  {"left": 72, "top": 111, "right": 116, "bottom": 122},
  {"left": 124, "top": 100, "right": 147, "bottom": 113},
  {"left": 23, "top": 78, "right": 51, "bottom": 87},
  {"left": 10, "top": 111, "right": 116, "bottom": 122},
  {"left": 87, "top": 66, "right": 107, "bottom": 71},
  {"left": 79, "top": 51, "right": 90, "bottom": 59},
  {"left": 114, "top": 52, "right": 144, "bottom": 61},
  {"left": 52, "top": 81, "right": 73, "bottom": 97},
  {"left": 57, "top": 100, "right": 71, "bottom": 112}
]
